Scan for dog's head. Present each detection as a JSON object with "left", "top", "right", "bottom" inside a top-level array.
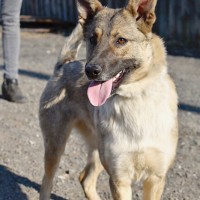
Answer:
[{"left": 77, "top": 0, "right": 161, "bottom": 106}]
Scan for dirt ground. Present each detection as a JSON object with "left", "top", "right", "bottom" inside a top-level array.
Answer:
[{"left": 0, "top": 28, "right": 200, "bottom": 200}]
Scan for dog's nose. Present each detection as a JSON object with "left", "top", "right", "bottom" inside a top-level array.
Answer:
[{"left": 85, "top": 64, "right": 102, "bottom": 80}]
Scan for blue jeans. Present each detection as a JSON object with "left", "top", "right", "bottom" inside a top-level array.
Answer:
[{"left": 1, "top": 0, "right": 23, "bottom": 79}]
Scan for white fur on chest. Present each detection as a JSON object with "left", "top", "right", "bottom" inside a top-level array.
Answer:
[{"left": 94, "top": 76, "right": 175, "bottom": 155}]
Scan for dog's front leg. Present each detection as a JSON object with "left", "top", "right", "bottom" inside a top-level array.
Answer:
[
  {"left": 109, "top": 178, "right": 132, "bottom": 200},
  {"left": 143, "top": 175, "right": 166, "bottom": 200}
]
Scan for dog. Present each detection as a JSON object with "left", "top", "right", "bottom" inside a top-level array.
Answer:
[{"left": 39, "top": 0, "right": 178, "bottom": 199}]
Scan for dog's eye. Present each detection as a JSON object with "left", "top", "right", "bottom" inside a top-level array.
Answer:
[
  {"left": 89, "top": 35, "right": 97, "bottom": 46},
  {"left": 116, "top": 37, "right": 128, "bottom": 46}
]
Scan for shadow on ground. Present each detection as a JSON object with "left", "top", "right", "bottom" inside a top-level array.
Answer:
[
  {"left": 179, "top": 103, "right": 200, "bottom": 115},
  {"left": 0, "top": 165, "right": 65, "bottom": 200},
  {"left": 19, "top": 69, "right": 50, "bottom": 80},
  {"left": 0, "top": 65, "right": 50, "bottom": 81}
]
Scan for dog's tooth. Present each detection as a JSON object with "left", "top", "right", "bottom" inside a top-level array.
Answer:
[
  {"left": 113, "top": 70, "right": 124, "bottom": 83},
  {"left": 116, "top": 72, "right": 120, "bottom": 78}
]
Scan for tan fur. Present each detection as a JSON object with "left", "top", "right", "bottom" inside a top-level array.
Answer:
[{"left": 39, "top": 0, "right": 178, "bottom": 199}]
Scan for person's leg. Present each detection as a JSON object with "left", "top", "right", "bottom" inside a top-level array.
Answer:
[
  {"left": 1, "top": 0, "right": 27, "bottom": 103},
  {"left": 2, "top": 0, "right": 22, "bottom": 79}
]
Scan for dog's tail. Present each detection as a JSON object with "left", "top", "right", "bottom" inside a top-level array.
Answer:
[{"left": 55, "top": 24, "right": 83, "bottom": 70}]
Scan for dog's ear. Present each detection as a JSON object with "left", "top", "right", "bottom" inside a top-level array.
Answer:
[
  {"left": 126, "top": 0, "right": 157, "bottom": 33},
  {"left": 77, "top": 0, "right": 103, "bottom": 25}
]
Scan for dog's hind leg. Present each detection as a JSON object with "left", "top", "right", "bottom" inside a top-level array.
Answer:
[
  {"left": 39, "top": 112, "right": 74, "bottom": 200},
  {"left": 77, "top": 122, "right": 103, "bottom": 200},
  {"left": 80, "top": 150, "right": 103, "bottom": 200},
  {"left": 143, "top": 175, "right": 166, "bottom": 200}
]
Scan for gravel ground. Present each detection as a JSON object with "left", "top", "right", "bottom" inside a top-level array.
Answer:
[{"left": 0, "top": 28, "right": 200, "bottom": 200}]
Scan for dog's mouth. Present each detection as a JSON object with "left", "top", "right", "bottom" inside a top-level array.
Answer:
[
  {"left": 112, "top": 68, "right": 130, "bottom": 91},
  {"left": 87, "top": 68, "right": 130, "bottom": 106}
]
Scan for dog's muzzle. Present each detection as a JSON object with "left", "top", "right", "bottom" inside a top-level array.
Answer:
[{"left": 85, "top": 64, "right": 102, "bottom": 80}]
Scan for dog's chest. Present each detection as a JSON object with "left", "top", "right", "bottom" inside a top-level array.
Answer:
[
  {"left": 95, "top": 94, "right": 172, "bottom": 139},
  {"left": 93, "top": 91, "right": 174, "bottom": 156},
  {"left": 93, "top": 93, "right": 175, "bottom": 180}
]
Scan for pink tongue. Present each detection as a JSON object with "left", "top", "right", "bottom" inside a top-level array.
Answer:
[{"left": 87, "top": 79, "right": 113, "bottom": 106}]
